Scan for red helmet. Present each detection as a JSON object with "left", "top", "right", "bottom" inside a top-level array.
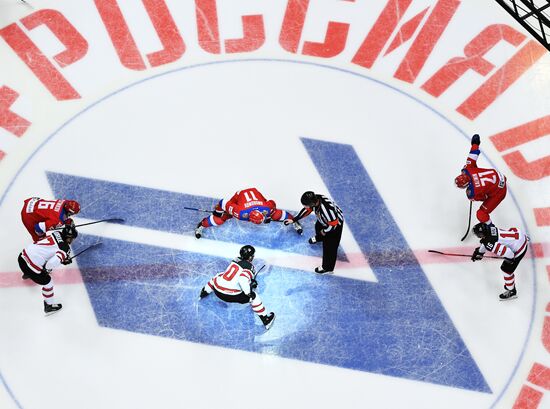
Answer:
[
  {"left": 265, "top": 200, "right": 276, "bottom": 209},
  {"left": 249, "top": 209, "right": 265, "bottom": 224},
  {"left": 454, "top": 173, "right": 469, "bottom": 188},
  {"left": 64, "top": 200, "right": 81, "bottom": 215}
]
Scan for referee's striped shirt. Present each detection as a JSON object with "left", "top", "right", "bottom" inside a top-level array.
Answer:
[{"left": 295, "top": 194, "right": 344, "bottom": 233}]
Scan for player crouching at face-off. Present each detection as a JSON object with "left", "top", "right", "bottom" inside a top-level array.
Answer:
[
  {"left": 18, "top": 224, "right": 78, "bottom": 315},
  {"left": 195, "top": 187, "right": 302, "bottom": 239},
  {"left": 198, "top": 245, "right": 275, "bottom": 330},
  {"left": 471, "top": 222, "right": 529, "bottom": 301},
  {"left": 21, "top": 197, "right": 80, "bottom": 242}
]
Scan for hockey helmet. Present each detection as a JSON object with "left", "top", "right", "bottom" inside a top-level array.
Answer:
[
  {"left": 64, "top": 200, "right": 81, "bottom": 215},
  {"left": 472, "top": 222, "right": 496, "bottom": 239},
  {"left": 60, "top": 224, "right": 78, "bottom": 241},
  {"left": 249, "top": 209, "right": 265, "bottom": 224},
  {"left": 300, "top": 191, "right": 317, "bottom": 207},
  {"left": 454, "top": 173, "right": 470, "bottom": 189},
  {"left": 239, "top": 245, "right": 255, "bottom": 261}
]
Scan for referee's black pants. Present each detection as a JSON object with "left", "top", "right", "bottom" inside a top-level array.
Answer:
[{"left": 315, "top": 221, "right": 343, "bottom": 272}]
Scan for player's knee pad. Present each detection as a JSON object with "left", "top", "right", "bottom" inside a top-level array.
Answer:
[
  {"left": 32, "top": 273, "right": 52, "bottom": 286},
  {"left": 501, "top": 258, "right": 518, "bottom": 274}
]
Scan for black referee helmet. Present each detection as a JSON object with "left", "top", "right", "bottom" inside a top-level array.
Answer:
[{"left": 301, "top": 191, "right": 317, "bottom": 207}]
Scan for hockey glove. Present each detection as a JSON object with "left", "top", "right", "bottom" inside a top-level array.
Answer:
[
  {"left": 471, "top": 134, "right": 480, "bottom": 146},
  {"left": 471, "top": 247, "right": 484, "bottom": 262},
  {"left": 250, "top": 279, "right": 258, "bottom": 290},
  {"left": 248, "top": 291, "right": 257, "bottom": 301},
  {"left": 61, "top": 257, "right": 73, "bottom": 265}
]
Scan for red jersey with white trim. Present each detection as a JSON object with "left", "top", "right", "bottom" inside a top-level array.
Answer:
[
  {"left": 462, "top": 145, "right": 507, "bottom": 201},
  {"left": 479, "top": 227, "right": 529, "bottom": 259},
  {"left": 21, "top": 197, "right": 69, "bottom": 238},
  {"left": 220, "top": 188, "right": 273, "bottom": 221},
  {"left": 21, "top": 230, "right": 71, "bottom": 274},
  {"left": 209, "top": 259, "right": 256, "bottom": 295}
]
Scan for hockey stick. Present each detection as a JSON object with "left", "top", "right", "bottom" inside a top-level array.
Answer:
[
  {"left": 68, "top": 242, "right": 102, "bottom": 261},
  {"left": 460, "top": 201, "right": 473, "bottom": 241},
  {"left": 183, "top": 206, "right": 213, "bottom": 213},
  {"left": 428, "top": 249, "right": 503, "bottom": 259},
  {"left": 74, "top": 218, "right": 125, "bottom": 228}
]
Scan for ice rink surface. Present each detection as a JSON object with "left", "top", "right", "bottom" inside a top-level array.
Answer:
[{"left": 0, "top": 1, "right": 549, "bottom": 408}]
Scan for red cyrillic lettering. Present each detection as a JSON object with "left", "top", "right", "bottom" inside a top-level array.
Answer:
[
  {"left": 0, "top": 86, "right": 31, "bottom": 137},
  {"left": 457, "top": 40, "right": 546, "bottom": 119},
  {"left": 422, "top": 25, "right": 525, "bottom": 97},
  {"left": 490, "top": 115, "right": 550, "bottom": 151},
  {"left": 22, "top": 9, "right": 88, "bottom": 67},
  {"left": 513, "top": 385, "right": 543, "bottom": 409},
  {"left": 352, "top": 0, "right": 413, "bottom": 68},
  {"left": 384, "top": 7, "right": 428, "bottom": 55},
  {"left": 195, "top": 0, "right": 265, "bottom": 54},
  {"left": 489, "top": 115, "right": 550, "bottom": 181},
  {"left": 279, "top": 0, "right": 309, "bottom": 53},
  {"left": 0, "top": 11, "right": 84, "bottom": 100},
  {"left": 543, "top": 305, "right": 550, "bottom": 354},
  {"left": 94, "top": 0, "right": 185, "bottom": 70},
  {"left": 280, "top": 0, "right": 350, "bottom": 58},
  {"left": 527, "top": 363, "right": 550, "bottom": 390},
  {"left": 393, "top": 0, "right": 460, "bottom": 83},
  {"left": 534, "top": 209, "right": 550, "bottom": 226}
]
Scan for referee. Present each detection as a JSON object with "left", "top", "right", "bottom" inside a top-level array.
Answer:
[{"left": 289, "top": 191, "right": 344, "bottom": 274}]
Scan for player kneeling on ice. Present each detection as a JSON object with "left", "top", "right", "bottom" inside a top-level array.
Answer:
[
  {"left": 194, "top": 187, "right": 302, "bottom": 239},
  {"left": 18, "top": 225, "right": 78, "bottom": 315},
  {"left": 198, "top": 245, "right": 275, "bottom": 330},
  {"left": 471, "top": 222, "right": 529, "bottom": 301}
]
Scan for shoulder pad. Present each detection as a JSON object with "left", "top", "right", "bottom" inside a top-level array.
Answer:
[
  {"left": 237, "top": 259, "right": 254, "bottom": 271},
  {"left": 58, "top": 241, "right": 70, "bottom": 253}
]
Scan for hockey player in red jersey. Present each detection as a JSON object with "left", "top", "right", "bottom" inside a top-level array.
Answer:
[
  {"left": 18, "top": 224, "right": 78, "bottom": 315},
  {"left": 21, "top": 197, "right": 80, "bottom": 242},
  {"left": 454, "top": 134, "right": 507, "bottom": 225},
  {"left": 194, "top": 187, "right": 302, "bottom": 238},
  {"left": 198, "top": 245, "right": 275, "bottom": 330},
  {"left": 471, "top": 222, "right": 529, "bottom": 300}
]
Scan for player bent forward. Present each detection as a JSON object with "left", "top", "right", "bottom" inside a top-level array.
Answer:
[
  {"left": 471, "top": 222, "right": 529, "bottom": 300},
  {"left": 195, "top": 187, "right": 302, "bottom": 238},
  {"left": 18, "top": 225, "right": 78, "bottom": 315},
  {"left": 198, "top": 245, "right": 275, "bottom": 330}
]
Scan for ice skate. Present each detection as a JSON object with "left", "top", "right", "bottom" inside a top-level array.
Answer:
[
  {"left": 198, "top": 287, "right": 209, "bottom": 300},
  {"left": 499, "top": 286, "right": 517, "bottom": 301},
  {"left": 195, "top": 222, "right": 204, "bottom": 239},
  {"left": 260, "top": 312, "right": 275, "bottom": 330},
  {"left": 44, "top": 301, "right": 62, "bottom": 315},
  {"left": 315, "top": 267, "right": 333, "bottom": 275}
]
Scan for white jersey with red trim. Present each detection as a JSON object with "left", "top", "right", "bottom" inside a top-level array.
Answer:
[
  {"left": 21, "top": 230, "right": 71, "bottom": 273},
  {"left": 479, "top": 227, "right": 529, "bottom": 259},
  {"left": 210, "top": 259, "right": 255, "bottom": 296}
]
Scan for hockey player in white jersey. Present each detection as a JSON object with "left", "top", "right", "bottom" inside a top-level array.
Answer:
[
  {"left": 198, "top": 245, "right": 275, "bottom": 330},
  {"left": 18, "top": 224, "right": 78, "bottom": 315},
  {"left": 471, "top": 222, "right": 529, "bottom": 300}
]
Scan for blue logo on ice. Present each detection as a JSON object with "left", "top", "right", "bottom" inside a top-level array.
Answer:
[{"left": 47, "top": 138, "right": 490, "bottom": 392}]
